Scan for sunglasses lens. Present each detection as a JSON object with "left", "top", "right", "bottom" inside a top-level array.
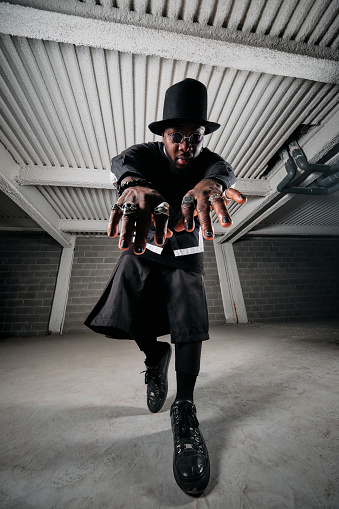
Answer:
[
  {"left": 171, "top": 132, "right": 183, "bottom": 144},
  {"left": 190, "top": 133, "right": 203, "bottom": 144},
  {"left": 169, "top": 132, "right": 203, "bottom": 144}
]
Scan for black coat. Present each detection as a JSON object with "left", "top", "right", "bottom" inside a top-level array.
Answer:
[{"left": 111, "top": 142, "right": 236, "bottom": 259}]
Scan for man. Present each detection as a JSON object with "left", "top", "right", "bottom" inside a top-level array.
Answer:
[{"left": 85, "top": 78, "right": 246, "bottom": 496}]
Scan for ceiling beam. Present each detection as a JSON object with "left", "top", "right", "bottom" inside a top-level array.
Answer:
[
  {"left": 247, "top": 225, "right": 339, "bottom": 236},
  {"left": 60, "top": 219, "right": 108, "bottom": 233},
  {"left": 217, "top": 109, "right": 339, "bottom": 243},
  {"left": 6, "top": 220, "right": 338, "bottom": 237},
  {"left": 0, "top": 3, "right": 338, "bottom": 84},
  {"left": 18, "top": 167, "right": 271, "bottom": 196},
  {"left": 18, "top": 167, "right": 113, "bottom": 189},
  {"left": 0, "top": 143, "right": 72, "bottom": 247}
]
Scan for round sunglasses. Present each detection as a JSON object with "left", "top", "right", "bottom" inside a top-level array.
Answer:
[{"left": 165, "top": 132, "right": 204, "bottom": 145}]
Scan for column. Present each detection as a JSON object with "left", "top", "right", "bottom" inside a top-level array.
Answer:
[
  {"left": 48, "top": 235, "right": 76, "bottom": 334},
  {"left": 213, "top": 239, "right": 248, "bottom": 323}
]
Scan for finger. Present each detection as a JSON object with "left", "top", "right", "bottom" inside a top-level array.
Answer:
[
  {"left": 224, "top": 188, "right": 247, "bottom": 204},
  {"left": 173, "top": 218, "right": 185, "bottom": 232},
  {"left": 119, "top": 214, "right": 137, "bottom": 250},
  {"left": 133, "top": 207, "right": 152, "bottom": 255},
  {"left": 173, "top": 194, "right": 197, "bottom": 232},
  {"left": 180, "top": 195, "right": 196, "bottom": 232},
  {"left": 108, "top": 207, "right": 122, "bottom": 237},
  {"left": 210, "top": 197, "right": 232, "bottom": 227},
  {"left": 154, "top": 214, "right": 170, "bottom": 245},
  {"left": 107, "top": 209, "right": 115, "bottom": 237},
  {"left": 174, "top": 209, "right": 198, "bottom": 232},
  {"left": 196, "top": 200, "right": 214, "bottom": 239}
]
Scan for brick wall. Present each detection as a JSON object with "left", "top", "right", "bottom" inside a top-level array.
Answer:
[
  {"left": 63, "top": 235, "right": 225, "bottom": 334},
  {"left": 3, "top": 233, "right": 337, "bottom": 335},
  {"left": 63, "top": 236, "right": 121, "bottom": 334},
  {"left": 204, "top": 239, "right": 225, "bottom": 325},
  {"left": 233, "top": 237, "right": 339, "bottom": 321},
  {"left": 0, "top": 233, "right": 62, "bottom": 337}
]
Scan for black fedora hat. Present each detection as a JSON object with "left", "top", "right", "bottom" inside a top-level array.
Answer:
[{"left": 148, "top": 78, "right": 220, "bottom": 136}]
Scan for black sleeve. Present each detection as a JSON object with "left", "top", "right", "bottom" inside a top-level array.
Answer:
[
  {"left": 110, "top": 143, "right": 156, "bottom": 184},
  {"left": 200, "top": 149, "right": 236, "bottom": 190}
]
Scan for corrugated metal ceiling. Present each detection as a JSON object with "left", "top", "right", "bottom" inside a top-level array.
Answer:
[
  {"left": 0, "top": 0, "right": 338, "bottom": 240},
  {"left": 1, "top": 34, "right": 337, "bottom": 175},
  {"left": 37, "top": 186, "right": 114, "bottom": 221},
  {"left": 257, "top": 194, "right": 339, "bottom": 227}
]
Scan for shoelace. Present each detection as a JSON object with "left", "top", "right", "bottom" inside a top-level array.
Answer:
[
  {"left": 174, "top": 403, "right": 199, "bottom": 433},
  {"left": 173, "top": 403, "right": 205, "bottom": 454},
  {"left": 142, "top": 367, "right": 161, "bottom": 396}
]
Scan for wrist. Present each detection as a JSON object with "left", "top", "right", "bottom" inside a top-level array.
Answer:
[
  {"left": 117, "top": 177, "right": 154, "bottom": 197},
  {"left": 204, "top": 177, "right": 225, "bottom": 191}
]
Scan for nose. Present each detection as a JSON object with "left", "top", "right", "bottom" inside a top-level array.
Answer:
[{"left": 178, "top": 138, "right": 191, "bottom": 151}]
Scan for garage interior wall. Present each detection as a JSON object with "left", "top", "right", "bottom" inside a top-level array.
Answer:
[
  {"left": 63, "top": 236, "right": 226, "bottom": 334},
  {"left": 1, "top": 1, "right": 338, "bottom": 338},
  {"left": 0, "top": 234, "right": 226, "bottom": 337},
  {"left": 234, "top": 236, "right": 339, "bottom": 321},
  {"left": 1, "top": 232, "right": 339, "bottom": 338},
  {"left": 0, "top": 232, "right": 62, "bottom": 337}
]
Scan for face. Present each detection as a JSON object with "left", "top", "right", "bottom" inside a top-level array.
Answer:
[{"left": 162, "top": 125, "right": 205, "bottom": 169}]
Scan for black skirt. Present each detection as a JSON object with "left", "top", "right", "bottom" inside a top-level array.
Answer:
[{"left": 84, "top": 254, "right": 209, "bottom": 344}]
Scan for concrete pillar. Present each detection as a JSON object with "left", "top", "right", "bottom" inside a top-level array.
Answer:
[
  {"left": 213, "top": 239, "right": 248, "bottom": 323},
  {"left": 49, "top": 235, "right": 76, "bottom": 334}
]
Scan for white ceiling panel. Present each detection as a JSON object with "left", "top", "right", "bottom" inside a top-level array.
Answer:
[
  {"left": 268, "top": 194, "right": 339, "bottom": 227},
  {"left": 0, "top": 0, "right": 338, "bottom": 241},
  {"left": 36, "top": 186, "right": 115, "bottom": 221},
  {"left": 250, "top": 193, "right": 339, "bottom": 238},
  {"left": 1, "top": 34, "right": 338, "bottom": 176}
]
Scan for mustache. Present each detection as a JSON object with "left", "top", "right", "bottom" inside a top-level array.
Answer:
[{"left": 176, "top": 153, "right": 193, "bottom": 160}]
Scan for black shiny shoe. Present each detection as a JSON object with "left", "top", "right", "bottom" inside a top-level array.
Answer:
[
  {"left": 144, "top": 344, "right": 172, "bottom": 413},
  {"left": 170, "top": 399, "right": 210, "bottom": 496}
]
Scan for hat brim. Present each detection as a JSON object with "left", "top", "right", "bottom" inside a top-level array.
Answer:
[{"left": 148, "top": 118, "right": 220, "bottom": 136}]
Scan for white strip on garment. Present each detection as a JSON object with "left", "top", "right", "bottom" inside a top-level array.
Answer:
[
  {"left": 132, "top": 236, "right": 163, "bottom": 255},
  {"left": 146, "top": 243, "right": 163, "bottom": 254},
  {"left": 173, "top": 228, "right": 204, "bottom": 257}
]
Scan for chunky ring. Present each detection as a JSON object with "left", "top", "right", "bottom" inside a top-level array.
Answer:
[
  {"left": 182, "top": 196, "right": 195, "bottom": 205},
  {"left": 111, "top": 203, "right": 121, "bottom": 212},
  {"left": 209, "top": 193, "right": 224, "bottom": 203},
  {"left": 121, "top": 201, "right": 138, "bottom": 215},
  {"left": 153, "top": 202, "right": 170, "bottom": 216}
]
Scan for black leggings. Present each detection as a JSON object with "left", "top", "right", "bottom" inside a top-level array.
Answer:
[
  {"left": 135, "top": 337, "right": 202, "bottom": 376},
  {"left": 175, "top": 342, "right": 202, "bottom": 375}
]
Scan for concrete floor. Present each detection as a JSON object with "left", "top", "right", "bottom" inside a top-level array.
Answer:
[{"left": 0, "top": 321, "right": 338, "bottom": 509}]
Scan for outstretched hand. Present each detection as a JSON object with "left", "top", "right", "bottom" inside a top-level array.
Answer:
[
  {"left": 108, "top": 178, "right": 246, "bottom": 253},
  {"left": 107, "top": 185, "right": 173, "bottom": 255},
  {"left": 174, "top": 179, "right": 247, "bottom": 239}
]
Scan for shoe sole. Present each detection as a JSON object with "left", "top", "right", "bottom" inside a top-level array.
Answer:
[
  {"left": 173, "top": 458, "right": 210, "bottom": 496},
  {"left": 148, "top": 345, "right": 172, "bottom": 413}
]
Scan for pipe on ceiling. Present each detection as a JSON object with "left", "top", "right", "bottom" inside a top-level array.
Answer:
[{"left": 277, "top": 138, "right": 339, "bottom": 195}]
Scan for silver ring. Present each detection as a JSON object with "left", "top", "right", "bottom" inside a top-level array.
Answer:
[
  {"left": 182, "top": 196, "right": 195, "bottom": 205},
  {"left": 153, "top": 202, "right": 170, "bottom": 216},
  {"left": 121, "top": 201, "right": 138, "bottom": 215},
  {"left": 222, "top": 190, "right": 232, "bottom": 201},
  {"left": 208, "top": 193, "right": 224, "bottom": 203},
  {"left": 111, "top": 203, "right": 121, "bottom": 211}
]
